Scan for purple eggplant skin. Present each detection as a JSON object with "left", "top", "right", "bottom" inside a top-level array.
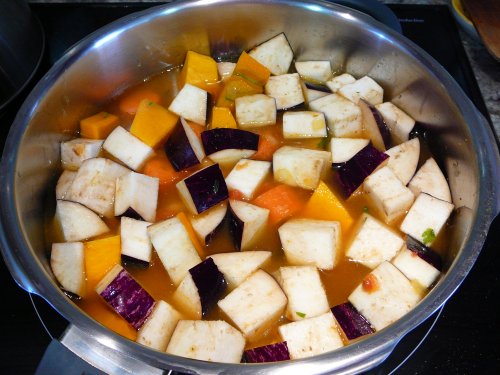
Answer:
[
  {"left": 331, "top": 302, "right": 374, "bottom": 340},
  {"left": 121, "top": 208, "right": 144, "bottom": 221},
  {"left": 227, "top": 204, "right": 244, "bottom": 251},
  {"left": 304, "top": 81, "right": 330, "bottom": 93},
  {"left": 185, "top": 164, "right": 229, "bottom": 214},
  {"left": 406, "top": 236, "right": 443, "bottom": 271},
  {"left": 189, "top": 258, "right": 227, "bottom": 317},
  {"left": 242, "top": 342, "right": 291, "bottom": 363},
  {"left": 165, "top": 121, "right": 200, "bottom": 171},
  {"left": 335, "top": 143, "right": 389, "bottom": 197},
  {"left": 366, "top": 101, "right": 391, "bottom": 149},
  {"left": 211, "top": 41, "right": 242, "bottom": 63},
  {"left": 201, "top": 128, "right": 259, "bottom": 155},
  {"left": 121, "top": 254, "right": 149, "bottom": 269},
  {"left": 99, "top": 268, "right": 155, "bottom": 330}
]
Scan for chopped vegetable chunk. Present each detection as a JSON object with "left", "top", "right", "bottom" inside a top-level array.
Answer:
[{"left": 79, "top": 111, "right": 119, "bottom": 139}]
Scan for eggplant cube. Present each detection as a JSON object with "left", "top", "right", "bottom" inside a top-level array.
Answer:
[
  {"left": 278, "top": 218, "right": 341, "bottom": 270},
  {"left": 115, "top": 171, "right": 159, "bottom": 222},
  {"left": 189, "top": 202, "right": 227, "bottom": 245},
  {"left": 168, "top": 83, "right": 207, "bottom": 125},
  {"left": 295, "top": 60, "right": 332, "bottom": 83},
  {"left": 278, "top": 312, "right": 344, "bottom": 360},
  {"left": 303, "top": 86, "right": 329, "bottom": 104},
  {"left": 338, "top": 76, "right": 384, "bottom": 105},
  {"left": 309, "top": 93, "right": 362, "bottom": 138},
  {"left": 228, "top": 199, "right": 269, "bottom": 251},
  {"left": 277, "top": 266, "right": 330, "bottom": 321},
  {"left": 56, "top": 200, "right": 109, "bottom": 242},
  {"left": 217, "top": 270, "right": 287, "bottom": 341},
  {"left": 363, "top": 166, "right": 415, "bottom": 224},
  {"left": 55, "top": 170, "right": 77, "bottom": 200},
  {"left": 329, "top": 137, "right": 369, "bottom": 164},
  {"left": 265, "top": 73, "right": 304, "bottom": 110},
  {"left": 217, "top": 61, "right": 236, "bottom": 81},
  {"left": 120, "top": 217, "right": 152, "bottom": 264},
  {"left": 348, "top": 261, "right": 421, "bottom": 331},
  {"left": 375, "top": 102, "right": 415, "bottom": 144},
  {"left": 385, "top": 138, "right": 420, "bottom": 185},
  {"left": 165, "top": 117, "right": 206, "bottom": 171},
  {"left": 248, "top": 32, "right": 293, "bottom": 76},
  {"left": 166, "top": 320, "right": 246, "bottom": 363},
  {"left": 103, "top": 126, "right": 154, "bottom": 171},
  {"left": 282, "top": 111, "right": 327, "bottom": 139},
  {"left": 50, "top": 242, "right": 86, "bottom": 296},
  {"left": 400, "top": 193, "right": 454, "bottom": 246},
  {"left": 392, "top": 246, "right": 441, "bottom": 289},
  {"left": 346, "top": 214, "right": 404, "bottom": 269},
  {"left": 331, "top": 302, "right": 374, "bottom": 340},
  {"left": 243, "top": 342, "right": 290, "bottom": 363},
  {"left": 61, "top": 138, "right": 103, "bottom": 170},
  {"left": 147, "top": 216, "right": 202, "bottom": 285},
  {"left": 273, "top": 146, "right": 331, "bottom": 191},
  {"left": 235, "top": 94, "right": 277, "bottom": 129},
  {"left": 225, "top": 159, "right": 271, "bottom": 199},
  {"left": 408, "top": 158, "right": 452, "bottom": 203},
  {"left": 202, "top": 128, "right": 259, "bottom": 165},
  {"left": 137, "top": 300, "right": 181, "bottom": 351},
  {"left": 176, "top": 164, "right": 229, "bottom": 215},
  {"left": 326, "top": 73, "right": 356, "bottom": 93}
]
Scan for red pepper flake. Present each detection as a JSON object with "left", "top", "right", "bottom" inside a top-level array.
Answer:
[{"left": 362, "top": 274, "right": 379, "bottom": 293}]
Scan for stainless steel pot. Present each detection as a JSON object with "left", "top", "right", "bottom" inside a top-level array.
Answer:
[{"left": 0, "top": 1, "right": 499, "bottom": 374}]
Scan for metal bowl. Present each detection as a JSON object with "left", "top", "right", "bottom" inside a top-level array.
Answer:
[{"left": 0, "top": 0, "right": 498, "bottom": 374}]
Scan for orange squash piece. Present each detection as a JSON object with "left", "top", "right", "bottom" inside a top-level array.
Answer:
[
  {"left": 179, "top": 51, "right": 219, "bottom": 92},
  {"left": 84, "top": 235, "right": 121, "bottom": 291},
  {"left": 216, "top": 75, "right": 263, "bottom": 109},
  {"left": 177, "top": 212, "right": 204, "bottom": 256},
  {"left": 209, "top": 106, "right": 237, "bottom": 129},
  {"left": 79, "top": 111, "right": 119, "bottom": 139},
  {"left": 233, "top": 51, "right": 271, "bottom": 86},
  {"left": 130, "top": 99, "right": 179, "bottom": 148}
]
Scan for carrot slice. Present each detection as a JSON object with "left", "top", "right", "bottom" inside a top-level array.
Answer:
[
  {"left": 142, "top": 153, "right": 189, "bottom": 192},
  {"left": 251, "top": 125, "right": 284, "bottom": 161},
  {"left": 79, "top": 111, "right": 119, "bottom": 139},
  {"left": 119, "top": 88, "right": 161, "bottom": 115}
]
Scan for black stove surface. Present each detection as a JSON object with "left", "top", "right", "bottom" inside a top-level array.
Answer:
[{"left": 0, "top": 3, "right": 499, "bottom": 374}]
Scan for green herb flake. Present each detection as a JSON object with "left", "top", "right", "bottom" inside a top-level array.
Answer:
[
  {"left": 148, "top": 101, "right": 155, "bottom": 106},
  {"left": 422, "top": 228, "right": 436, "bottom": 245},
  {"left": 317, "top": 138, "right": 329, "bottom": 150},
  {"left": 295, "top": 311, "right": 306, "bottom": 318},
  {"left": 102, "top": 112, "right": 109, "bottom": 118},
  {"left": 363, "top": 206, "right": 369, "bottom": 213},
  {"left": 213, "top": 179, "right": 220, "bottom": 195}
]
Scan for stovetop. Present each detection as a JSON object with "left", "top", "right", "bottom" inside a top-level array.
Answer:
[{"left": 0, "top": 3, "right": 499, "bottom": 374}]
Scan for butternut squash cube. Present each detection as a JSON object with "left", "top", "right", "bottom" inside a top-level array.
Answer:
[{"left": 79, "top": 111, "right": 119, "bottom": 139}]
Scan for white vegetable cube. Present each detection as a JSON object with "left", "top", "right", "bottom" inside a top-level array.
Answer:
[
  {"left": 408, "top": 158, "right": 452, "bottom": 203},
  {"left": 278, "top": 312, "right": 344, "bottom": 359},
  {"left": 235, "top": 94, "right": 276, "bottom": 128},
  {"left": 375, "top": 102, "right": 415, "bottom": 144},
  {"left": 137, "top": 300, "right": 181, "bottom": 351},
  {"left": 168, "top": 83, "right": 207, "bottom": 125},
  {"left": 385, "top": 138, "right": 420, "bottom": 185},
  {"left": 348, "top": 261, "right": 421, "bottom": 331},
  {"left": 56, "top": 170, "right": 76, "bottom": 200},
  {"left": 363, "top": 166, "right": 415, "bottom": 224},
  {"left": 273, "top": 146, "right": 331, "bottom": 190},
  {"left": 346, "top": 214, "right": 404, "bottom": 269},
  {"left": 120, "top": 217, "right": 152, "bottom": 264},
  {"left": 392, "top": 247, "right": 441, "bottom": 289},
  {"left": 189, "top": 202, "right": 227, "bottom": 246},
  {"left": 278, "top": 266, "right": 329, "bottom": 321},
  {"left": 225, "top": 159, "right": 271, "bottom": 199},
  {"left": 338, "top": 76, "right": 384, "bottom": 105},
  {"left": 115, "top": 171, "right": 159, "bottom": 222},
  {"left": 295, "top": 60, "right": 332, "bottom": 83},
  {"left": 103, "top": 126, "right": 154, "bottom": 171},
  {"left": 330, "top": 137, "right": 369, "bottom": 163},
  {"left": 173, "top": 273, "right": 202, "bottom": 319},
  {"left": 228, "top": 200, "right": 269, "bottom": 251},
  {"left": 400, "top": 193, "right": 454, "bottom": 246},
  {"left": 303, "top": 86, "right": 329, "bottom": 104},
  {"left": 50, "top": 242, "right": 86, "bottom": 296},
  {"left": 56, "top": 200, "right": 109, "bottom": 242},
  {"left": 309, "top": 93, "right": 362, "bottom": 138},
  {"left": 248, "top": 32, "right": 293, "bottom": 76},
  {"left": 265, "top": 73, "right": 304, "bottom": 110},
  {"left": 217, "top": 270, "right": 287, "bottom": 340},
  {"left": 209, "top": 251, "right": 272, "bottom": 289},
  {"left": 282, "top": 111, "right": 327, "bottom": 139},
  {"left": 166, "top": 320, "right": 245, "bottom": 363},
  {"left": 326, "top": 73, "right": 356, "bottom": 93},
  {"left": 147, "top": 216, "right": 202, "bottom": 285},
  {"left": 278, "top": 218, "right": 341, "bottom": 270},
  {"left": 61, "top": 138, "right": 103, "bottom": 170},
  {"left": 217, "top": 61, "right": 236, "bottom": 81}
]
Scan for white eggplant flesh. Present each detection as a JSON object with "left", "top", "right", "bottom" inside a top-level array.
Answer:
[
  {"left": 168, "top": 83, "right": 208, "bottom": 125},
  {"left": 235, "top": 94, "right": 277, "bottom": 129},
  {"left": 303, "top": 86, "right": 330, "bottom": 104},
  {"left": 137, "top": 300, "right": 181, "bottom": 351},
  {"left": 228, "top": 199, "right": 269, "bottom": 251},
  {"left": 408, "top": 158, "right": 452, "bottom": 203},
  {"left": 329, "top": 137, "right": 369, "bottom": 164},
  {"left": 103, "top": 126, "right": 154, "bottom": 171},
  {"left": 375, "top": 102, "right": 415, "bottom": 144},
  {"left": 392, "top": 246, "right": 441, "bottom": 289},
  {"left": 55, "top": 170, "right": 77, "bottom": 200},
  {"left": 265, "top": 73, "right": 304, "bottom": 110},
  {"left": 217, "top": 62, "right": 236, "bottom": 81},
  {"left": 115, "top": 171, "right": 159, "bottom": 222},
  {"left": 295, "top": 60, "right": 332, "bottom": 83},
  {"left": 189, "top": 202, "right": 227, "bottom": 245},
  {"left": 282, "top": 111, "right": 327, "bottom": 139},
  {"left": 51, "top": 242, "right": 86, "bottom": 296},
  {"left": 225, "top": 159, "right": 271, "bottom": 199},
  {"left": 338, "top": 76, "right": 384, "bottom": 105},
  {"left": 173, "top": 273, "right": 202, "bottom": 319},
  {"left": 56, "top": 200, "right": 109, "bottom": 242},
  {"left": 385, "top": 138, "right": 420, "bottom": 185},
  {"left": 120, "top": 216, "right": 153, "bottom": 264},
  {"left": 325, "top": 73, "right": 356, "bottom": 93},
  {"left": 61, "top": 138, "right": 103, "bottom": 170},
  {"left": 248, "top": 33, "right": 293, "bottom": 76}
]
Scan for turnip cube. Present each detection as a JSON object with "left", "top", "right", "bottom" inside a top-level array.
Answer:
[
  {"left": 385, "top": 138, "right": 420, "bottom": 185},
  {"left": 329, "top": 137, "right": 370, "bottom": 163},
  {"left": 56, "top": 200, "right": 109, "bottom": 242},
  {"left": 309, "top": 93, "right": 362, "bottom": 138},
  {"left": 147, "top": 215, "right": 202, "bottom": 285},
  {"left": 50, "top": 242, "right": 85, "bottom": 296},
  {"left": 408, "top": 158, "right": 452, "bottom": 203},
  {"left": 282, "top": 111, "right": 327, "bottom": 139},
  {"left": 225, "top": 159, "right": 271, "bottom": 199},
  {"left": 363, "top": 166, "right": 415, "bottom": 224},
  {"left": 278, "top": 218, "right": 341, "bottom": 270},
  {"left": 235, "top": 94, "right": 276, "bottom": 129},
  {"left": 228, "top": 200, "right": 269, "bottom": 251},
  {"left": 115, "top": 171, "right": 159, "bottom": 222},
  {"left": 400, "top": 193, "right": 454, "bottom": 246},
  {"left": 209, "top": 251, "right": 272, "bottom": 289},
  {"left": 278, "top": 312, "right": 344, "bottom": 359},
  {"left": 277, "top": 266, "right": 329, "bottom": 321},
  {"left": 120, "top": 217, "right": 152, "bottom": 264},
  {"left": 295, "top": 60, "right": 332, "bottom": 83},
  {"left": 273, "top": 146, "right": 331, "bottom": 190},
  {"left": 166, "top": 320, "right": 245, "bottom": 363},
  {"left": 190, "top": 202, "right": 227, "bottom": 245},
  {"left": 137, "top": 300, "right": 181, "bottom": 351},
  {"left": 217, "top": 61, "right": 236, "bottom": 81},
  {"left": 376, "top": 102, "right": 416, "bottom": 145},
  {"left": 338, "top": 76, "right": 384, "bottom": 105},
  {"left": 55, "top": 170, "right": 76, "bottom": 200},
  {"left": 392, "top": 246, "right": 441, "bottom": 289},
  {"left": 348, "top": 261, "right": 421, "bottom": 331},
  {"left": 265, "top": 73, "right": 304, "bottom": 110},
  {"left": 217, "top": 270, "right": 287, "bottom": 340},
  {"left": 346, "top": 214, "right": 404, "bottom": 269},
  {"left": 61, "top": 138, "right": 103, "bottom": 170},
  {"left": 326, "top": 73, "right": 356, "bottom": 93},
  {"left": 248, "top": 33, "right": 293, "bottom": 76},
  {"left": 103, "top": 126, "right": 154, "bottom": 171},
  {"left": 168, "top": 83, "right": 207, "bottom": 125}
]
